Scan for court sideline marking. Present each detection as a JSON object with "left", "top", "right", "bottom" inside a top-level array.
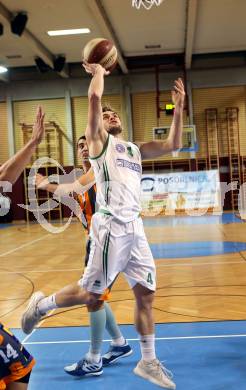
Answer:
[
  {"left": 23, "top": 333, "right": 246, "bottom": 345},
  {"left": 0, "top": 234, "right": 50, "bottom": 258},
  {"left": 0, "top": 260, "right": 244, "bottom": 274}
]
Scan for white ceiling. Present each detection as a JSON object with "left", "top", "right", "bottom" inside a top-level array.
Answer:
[{"left": 0, "top": 0, "right": 245, "bottom": 73}]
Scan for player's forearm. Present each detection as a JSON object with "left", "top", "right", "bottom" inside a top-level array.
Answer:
[
  {"left": 88, "top": 66, "right": 105, "bottom": 100},
  {"left": 54, "top": 180, "right": 95, "bottom": 197},
  {"left": 167, "top": 105, "right": 184, "bottom": 150},
  {"left": 86, "top": 68, "right": 105, "bottom": 140},
  {"left": 0, "top": 139, "right": 37, "bottom": 184},
  {"left": 45, "top": 183, "right": 58, "bottom": 193},
  {"left": 39, "top": 169, "right": 95, "bottom": 196}
]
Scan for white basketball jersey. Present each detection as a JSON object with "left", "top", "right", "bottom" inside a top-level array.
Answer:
[{"left": 89, "top": 134, "right": 142, "bottom": 223}]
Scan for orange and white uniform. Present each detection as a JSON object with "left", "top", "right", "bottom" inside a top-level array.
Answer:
[{"left": 0, "top": 323, "right": 35, "bottom": 389}]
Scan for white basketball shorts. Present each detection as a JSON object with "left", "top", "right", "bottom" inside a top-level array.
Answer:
[{"left": 79, "top": 212, "right": 156, "bottom": 294}]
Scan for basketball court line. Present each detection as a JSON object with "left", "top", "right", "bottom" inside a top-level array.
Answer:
[
  {"left": 0, "top": 234, "right": 55, "bottom": 336},
  {"left": 0, "top": 268, "right": 82, "bottom": 274},
  {"left": 22, "top": 333, "right": 246, "bottom": 345},
  {"left": 0, "top": 233, "right": 50, "bottom": 258},
  {"left": 0, "top": 259, "right": 243, "bottom": 274},
  {"left": 157, "top": 260, "right": 245, "bottom": 267}
]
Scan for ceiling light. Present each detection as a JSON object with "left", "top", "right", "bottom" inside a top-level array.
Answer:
[
  {"left": 0, "top": 66, "right": 8, "bottom": 73},
  {"left": 47, "top": 28, "right": 90, "bottom": 36}
]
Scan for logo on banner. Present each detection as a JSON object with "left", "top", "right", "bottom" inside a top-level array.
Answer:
[{"left": 141, "top": 177, "right": 155, "bottom": 192}]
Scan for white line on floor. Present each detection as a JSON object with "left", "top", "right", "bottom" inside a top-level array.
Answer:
[
  {"left": 0, "top": 234, "right": 50, "bottom": 258},
  {"left": 157, "top": 260, "right": 245, "bottom": 267},
  {"left": 23, "top": 333, "right": 246, "bottom": 345},
  {"left": 0, "top": 268, "right": 81, "bottom": 274},
  {"left": 1, "top": 260, "right": 244, "bottom": 274}
]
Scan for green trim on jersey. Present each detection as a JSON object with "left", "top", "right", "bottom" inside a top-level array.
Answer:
[
  {"left": 102, "top": 231, "right": 110, "bottom": 283},
  {"left": 103, "top": 161, "right": 110, "bottom": 204},
  {"left": 99, "top": 208, "right": 112, "bottom": 215},
  {"left": 89, "top": 133, "right": 110, "bottom": 160}
]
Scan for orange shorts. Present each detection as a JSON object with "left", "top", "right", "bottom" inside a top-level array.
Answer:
[
  {"left": 0, "top": 359, "right": 35, "bottom": 389},
  {"left": 99, "top": 288, "right": 111, "bottom": 301}
]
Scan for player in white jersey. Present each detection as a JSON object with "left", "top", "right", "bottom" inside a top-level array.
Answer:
[{"left": 21, "top": 63, "right": 185, "bottom": 389}]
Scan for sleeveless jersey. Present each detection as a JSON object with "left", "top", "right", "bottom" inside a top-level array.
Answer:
[
  {"left": 76, "top": 184, "right": 97, "bottom": 234},
  {"left": 0, "top": 323, "right": 35, "bottom": 383},
  {"left": 89, "top": 134, "right": 142, "bottom": 223}
]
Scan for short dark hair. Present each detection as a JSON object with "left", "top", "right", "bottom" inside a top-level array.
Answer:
[
  {"left": 77, "top": 135, "right": 86, "bottom": 146},
  {"left": 102, "top": 105, "right": 116, "bottom": 114},
  {"left": 102, "top": 105, "right": 121, "bottom": 121}
]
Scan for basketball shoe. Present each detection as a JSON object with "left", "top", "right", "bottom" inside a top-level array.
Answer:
[
  {"left": 64, "top": 356, "right": 103, "bottom": 377},
  {"left": 134, "top": 359, "right": 176, "bottom": 389},
  {"left": 102, "top": 341, "right": 133, "bottom": 366},
  {"left": 21, "top": 291, "right": 45, "bottom": 334}
]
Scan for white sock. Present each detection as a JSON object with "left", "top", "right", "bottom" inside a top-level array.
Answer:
[
  {"left": 86, "top": 351, "right": 101, "bottom": 364},
  {"left": 37, "top": 294, "right": 58, "bottom": 315},
  {"left": 139, "top": 334, "right": 156, "bottom": 361},
  {"left": 111, "top": 336, "right": 126, "bottom": 346}
]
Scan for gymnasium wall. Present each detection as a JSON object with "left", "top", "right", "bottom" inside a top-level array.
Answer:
[
  {"left": 13, "top": 98, "right": 71, "bottom": 166},
  {"left": 1, "top": 66, "right": 246, "bottom": 168},
  {"left": 2, "top": 85, "right": 246, "bottom": 167},
  {"left": 132, "top": 90, "right": 190, "bottom": 161},
  {"left": 0, "top": 102, "right": 8, "bottom": 164},
  {"left": 193, "top": 86, "right": 246, "bottom": 158},
  {"left": 1, "top": 66, "right": 246, "bottom": 218}
]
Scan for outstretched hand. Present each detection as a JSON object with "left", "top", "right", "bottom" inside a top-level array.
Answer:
[
  {"left": 82, "top": 61, "right": 110, "bottom": 76},
  {"left": 31, "top": 106, "right": 45, "bottom": 145},
  {"left": 171, "top": 78, "right": 185, "bottom": 108},
  {"left": 35, "top": 173, "right": 48, "bottom": 189}
]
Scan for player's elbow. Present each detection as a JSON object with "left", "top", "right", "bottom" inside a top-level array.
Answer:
[
  {"left": 88, "top": 91, "right": 101, "bottom": 104},
  {"left": 0, "top": 173, "right": 6, "bottom": 182},
  {"left": 174, "top": 140, "right": 183, "bottom": 150},
  {"left": 0, "top": 169, "right": 11, "bottom": 183},
  {"left": 167, "top": 138, "right": 182, "bottom": 152}
]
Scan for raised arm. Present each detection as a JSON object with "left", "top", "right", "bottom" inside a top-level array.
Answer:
[
  {"left": 138, "top": 78, "right": 185, "bottom": 160},
  {"left": 0, "top": 106, "right": 45, "bottom": 185},
  {"left": 36, "top": 169, "right": 95, "bottom": 196},
  {"left": 82, "top": 62, "right": 109, "bottom": 158}
]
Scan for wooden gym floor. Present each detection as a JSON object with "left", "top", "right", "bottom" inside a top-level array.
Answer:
[{"left": 1, "top": 212, "right": 246, "bottom": 330}]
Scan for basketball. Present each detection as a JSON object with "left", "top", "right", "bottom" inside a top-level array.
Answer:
[{"left": 83, "top": 38, "right": 118, "bottom": 72}]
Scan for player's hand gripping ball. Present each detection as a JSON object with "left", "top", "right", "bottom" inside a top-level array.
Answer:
[{"left": 83, "top": 38, "right": 118, "bottom": 72}]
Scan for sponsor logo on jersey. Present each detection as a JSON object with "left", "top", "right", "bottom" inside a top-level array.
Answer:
[
  {"left": 127, "top": 146, "right": 134, "bottom": 157},
  {"left": 93, "top": 280, "right": 101, "bottom": 287},
  {"left": 116, "top": 144, "right": 126, "bottom": 153},
  {"left": 116, "top": 158, "right": 141, "bottom": 173}
]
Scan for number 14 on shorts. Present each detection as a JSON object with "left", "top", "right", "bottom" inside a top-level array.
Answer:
[{"left": 0, "top": 344, "right": 19, "bottom": 363}]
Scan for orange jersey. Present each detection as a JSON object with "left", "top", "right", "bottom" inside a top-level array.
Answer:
[
  {"left": 77, "top": 184, "right": 97, "bottom": 234},
  {"left": 0, "top": 323, "right": 35, "bottom": 389}
]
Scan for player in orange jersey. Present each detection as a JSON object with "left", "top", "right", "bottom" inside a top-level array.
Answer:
[
  {"left": 0, "top": 324, "right": 35, "bottom": 390},
  {"left": 0, "top": 106, "right": 45, "bottom": 389}
]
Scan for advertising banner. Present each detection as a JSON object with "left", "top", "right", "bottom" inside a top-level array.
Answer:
[{"left": 141, "top": 170, "right": 221, "bottom": 216}]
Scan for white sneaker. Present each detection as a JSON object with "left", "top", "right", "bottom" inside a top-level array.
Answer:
[
  {"left": 133, "top": 359, "right": 176, "bottom": 389},
  {"left": 21, "top": 291, "right": 45, "bottom": 334}
]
